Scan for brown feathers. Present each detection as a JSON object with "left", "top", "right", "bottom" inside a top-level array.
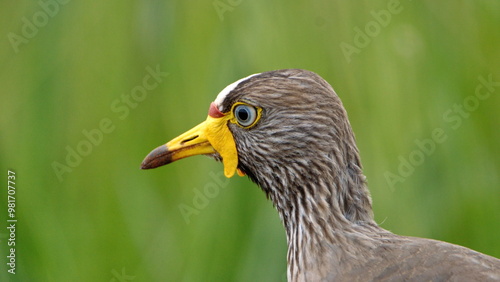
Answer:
[{"left": 219, "top": 69, "right": 500, "bottom": 281}]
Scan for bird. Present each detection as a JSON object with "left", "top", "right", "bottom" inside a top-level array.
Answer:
[{"left": 141, "top": 69, "right": 500, "bottom": 281}]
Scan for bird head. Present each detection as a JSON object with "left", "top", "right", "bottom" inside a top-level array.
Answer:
[{"left": 141, "top": 69, "right": 372, "bottom": 224}]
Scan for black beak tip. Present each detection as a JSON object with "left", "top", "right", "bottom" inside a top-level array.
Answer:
[
  {"left": 140, "top": 162, "right": 151, "bottom": 170},
  {"left": 140, "top": 145, "right": 171, "bottom": 170}
]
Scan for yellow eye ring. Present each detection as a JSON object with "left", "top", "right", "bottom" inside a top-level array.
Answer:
[{"left": 230, "top": 102, "right": 262, "bottom": 129}]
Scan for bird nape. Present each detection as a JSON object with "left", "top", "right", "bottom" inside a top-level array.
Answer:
[{"left": 141, "top": 69, "right": 500, "bottom": 281}]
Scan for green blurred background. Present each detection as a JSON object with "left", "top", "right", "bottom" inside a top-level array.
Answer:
[{"left": 1, "top": 0, "right": 499, "bottom": 281}]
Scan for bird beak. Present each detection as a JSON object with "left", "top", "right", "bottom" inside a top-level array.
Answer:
[{"left": 141, "top": 103, "right": 239, "bottom": 178}]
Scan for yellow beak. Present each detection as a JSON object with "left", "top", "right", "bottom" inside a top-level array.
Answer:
[{"left": 141, "top": 108, "right": 240, "bottom": 178}]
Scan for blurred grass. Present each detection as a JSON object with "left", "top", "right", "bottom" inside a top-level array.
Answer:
[{"left": 0, "top": 0, "right": 499, "bottom": 281}]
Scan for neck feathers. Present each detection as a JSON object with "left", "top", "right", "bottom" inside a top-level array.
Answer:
[
  {"left": 247, "top": 115, "right": 375, "bottom": 238},
  {"left": 252, "top": 153, "right": 378, "bottom": 281}
]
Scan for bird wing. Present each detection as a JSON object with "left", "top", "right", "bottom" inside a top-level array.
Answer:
[{"left": 343, "top": 236, "right": 500, "bottom": 281}]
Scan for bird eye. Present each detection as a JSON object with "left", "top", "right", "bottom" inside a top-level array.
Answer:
[{"left": 233, "top": 104, "right": 258, "bottom": 127}]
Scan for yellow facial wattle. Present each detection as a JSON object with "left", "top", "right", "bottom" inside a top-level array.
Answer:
[{"left": 204, "top": 114, "right": 239, "bottom": 178}]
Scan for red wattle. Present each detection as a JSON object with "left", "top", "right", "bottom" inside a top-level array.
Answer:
[{"left": 208, "top": 102, "right": 225, "bottom": 118}]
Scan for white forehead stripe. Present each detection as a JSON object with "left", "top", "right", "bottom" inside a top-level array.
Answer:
[{"left": 214, "top": 73, "right": 261, "bottom": 108}]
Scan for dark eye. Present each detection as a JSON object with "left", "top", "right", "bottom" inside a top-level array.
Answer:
[{"left": 234, "top": 104, "right": 257, "bottom": 127}]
